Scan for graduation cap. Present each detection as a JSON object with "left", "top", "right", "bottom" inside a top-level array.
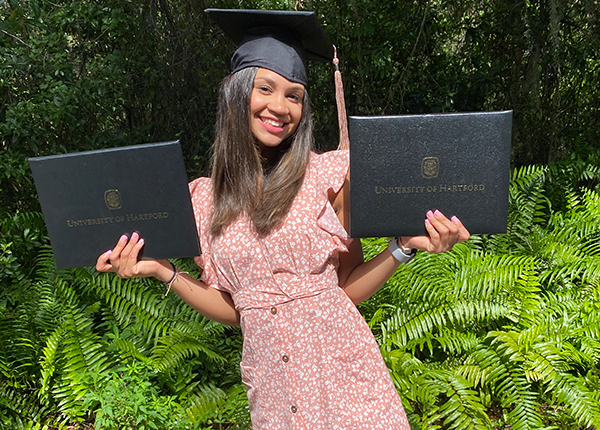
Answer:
[
  {"left": 205, "top": 9, "right": 334, "bottom": 86},
  {"left": 205, "top": 8, "right": 349, "bottom": 149}
]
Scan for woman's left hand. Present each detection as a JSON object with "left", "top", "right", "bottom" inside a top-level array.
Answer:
[{"left": 401, "top": 210, "right": 470, "bottom": 254}]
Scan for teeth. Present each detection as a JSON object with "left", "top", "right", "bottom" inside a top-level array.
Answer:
[{"left": 263, "top": 118, "right": 284, "bottom": 127}]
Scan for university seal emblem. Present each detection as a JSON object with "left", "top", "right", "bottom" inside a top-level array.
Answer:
[
  {"left": 422, "top": 157, "right": 439, "bottom": 179},
  {"left": 104, "top": 189, "right": 122, "bottom": 210}
]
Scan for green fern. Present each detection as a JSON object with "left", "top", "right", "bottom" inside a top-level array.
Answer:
[{"left": 372, "top": 160, "right": 600, "bottom": 429}]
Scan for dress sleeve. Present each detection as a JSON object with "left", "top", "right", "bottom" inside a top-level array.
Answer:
[
  {"left": 188, "top": 177, "right": 227, "bottom": 292},
  {"left": 312, "top": 149, "right": 352, "bottom": 249},
  {"left": 313, "top": 149, "right": 349, "bottom": 194}
]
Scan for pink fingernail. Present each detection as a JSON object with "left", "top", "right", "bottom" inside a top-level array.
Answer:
[
  {"left": 427, "top": 210, "right": 434, "bottom": 218},
  {"left": 131, "top": 232, "right": 139, "bottom": 241},
  {"left": 434, "top": 209, "right": 442, "bottom": 217},
  {"left": 451, "top": 216, "right": 459, "bottom": 223},
  {"left": 425, "top": 219, "right": 431, "bottom": 226},
  {"left": 106, "top": 249, "right": 112, "bottom": 255},
  {"left": 120, "top": 235, "right": 128, "bottom": 242},
  {"left": 138, "top": 238, "right": 144, "bottom": 245}
]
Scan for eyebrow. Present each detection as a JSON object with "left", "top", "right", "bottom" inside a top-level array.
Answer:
[{"left": 255, "top": 76, "right": 305, "bottom": 93}]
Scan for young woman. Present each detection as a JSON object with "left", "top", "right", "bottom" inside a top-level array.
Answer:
[{"left": 96, "top": 9, "right": 470, "bottom": 429}]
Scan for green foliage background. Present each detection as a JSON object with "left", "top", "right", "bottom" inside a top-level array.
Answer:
[{"left": 1, "top": 0, "right": 600, "bottom": 428}]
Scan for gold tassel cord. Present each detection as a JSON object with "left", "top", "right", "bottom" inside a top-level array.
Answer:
[{"left": 333, "top": 45, "right": 349, "bottom": 150}]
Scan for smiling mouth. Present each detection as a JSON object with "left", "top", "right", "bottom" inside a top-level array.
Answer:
[{"left": 262, "top": 117, "right": 285, "bottom": 128}]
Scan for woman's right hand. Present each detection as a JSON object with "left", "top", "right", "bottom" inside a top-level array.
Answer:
[
  {"left": 97, "top": 232, "right": 240, "bottom": 326},
  {"left": 96, "top": 232, "right": 171, "bottom": 280}
]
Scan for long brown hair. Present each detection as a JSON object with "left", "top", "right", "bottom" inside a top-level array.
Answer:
[{"left": 209, "top": 67, "right": 314, "bottom": 237}]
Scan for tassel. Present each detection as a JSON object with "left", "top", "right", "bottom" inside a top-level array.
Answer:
[{"left": 333, "top": 45, "right": 349, "bottom": 150}]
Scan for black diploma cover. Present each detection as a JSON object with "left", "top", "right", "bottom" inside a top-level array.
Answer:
[
  {"left": 349, "top": 111, "right": 512, "bottom": 237},
  {"left": 29, "top": 141, "right": 201, "bottom": 268}
]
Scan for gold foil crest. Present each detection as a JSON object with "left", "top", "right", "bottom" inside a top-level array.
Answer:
[
  {"left": 104, "top": 189, "right": 122, "bottom": 210},
  {"left": 422, "top": 157, "right": 439, "bottom": 179}
]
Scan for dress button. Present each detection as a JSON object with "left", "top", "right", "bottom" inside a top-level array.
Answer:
[
  {"left": 270, "top": 307, "right": 277, "bottom": 315},
  {"left": 291, "top": 405, "right": 297, "bottom": 413},
  {"left": 282, "top": 355, "right": 289, "bottom": 363}
]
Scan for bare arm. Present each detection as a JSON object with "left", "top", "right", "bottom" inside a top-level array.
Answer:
[
  {"left": 96, "top": 233, "right": 240, "bottom": 326},
  {"left": 331, "top": 176, "right": 470, "bottom": 304}
]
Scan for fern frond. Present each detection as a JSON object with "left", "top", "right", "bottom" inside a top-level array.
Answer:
[
  {"left": 383, "top": 298, "right": 510, "bottom": 351},
  {"left": 91, "top": 274, "right": 176, "bottom": 342},
  {"left": 0, "top": 310, "right": 35, "bottom": 380},
  {"left": 49, "top": 306, "right": 111, "bottom": 416},
  {"left": 548, "top": 372, "right": 600, "bottom": 428},
  {"left": 39, "top": 325, "right": 66, "bottom": 405},
  {"left": 506, "top": 165, "right": 550, "bottom": 244},
  {"left": 472, "top": 335, "right": 544, "bottom": 430},
  {"left": 151, "top": 330, "right": 225, "bottom": 373},
  {"left": 181, "top": 383, "right": 228, "bottom": 422},
  {"left": 423, "top": 370, "right": 491, "bottom": 430}
]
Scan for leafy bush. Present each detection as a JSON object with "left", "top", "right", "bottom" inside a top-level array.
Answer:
[{"left": 82, "top": 362, "right": 191, "bottom": 430}]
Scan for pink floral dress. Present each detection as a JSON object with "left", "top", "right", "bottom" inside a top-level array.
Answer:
[{"left": 189, "top": 150, "right": 410, "bottom": 430}]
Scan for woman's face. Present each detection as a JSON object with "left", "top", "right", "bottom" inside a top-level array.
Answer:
[{"left": 250, "top": 68, "right": 304, "bottom": 155}]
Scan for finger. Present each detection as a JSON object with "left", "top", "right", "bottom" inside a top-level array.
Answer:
[
  {"left": 109, "top": 234, "right": 135, "bottom": 277},
  {"left": 401, "top": 236, "right": 414, "bottom": 249},
  {"left": 429, "top": 210, "right": 462, "bottom": 253},
  {"left": 110, "top": 234, "right": 130, "bottom": 261},
  {"left": 432, "top": 210, "right": 461, "bottom": 251},
  {"left": 112, "top": 232, "right": 139, "bottom": 277},
  {"left": 402, "top": 235, "right": 431, "bottom": 252},
  {"left": 440, "top": 212, "right": 459, "bottom": 242},
  {"left": 451, "top": 216, "right": 471, "bottom": 242},
  {"left": 119, "top": 232, "right": 138, "bottom": 260},
  {"left": 424, "top": 216, "right": 441, "bottom": 253},
  {"left": 126, "top": 233, "right": 145, "bottom": 269},
  {"left": 426, "top": 210, "right": 445, "bottom": 237},
  {"left": 96, "top": 249, "right": 113, "bottom": 272},
  {"left": 430, "top": 210, "right": 453, "bottom": 236},
  {"left": 116, "top": 232, "right": 146, "bottom": 277},
  {"left": 432, "top": 209, "right": 450, "bottom": 223}
]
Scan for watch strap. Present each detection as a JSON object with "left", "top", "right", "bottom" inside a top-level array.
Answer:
[{"left": 388, "top": 238, "right": 417, "bottom": 264}]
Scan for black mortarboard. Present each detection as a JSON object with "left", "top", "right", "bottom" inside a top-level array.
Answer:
[{"left": 205, "top": 9, "right": 334, "bottom": 86}]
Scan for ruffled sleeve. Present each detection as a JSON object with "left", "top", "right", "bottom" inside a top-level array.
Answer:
[
  {"left": 188, "top": 177, "right": 228, "bottom": 292},
  {"left": 310, "top": 149, "right": 352, "bottom": 249},
  {"left": 313, "top": 149, "right": 349, "bottom": 194}
]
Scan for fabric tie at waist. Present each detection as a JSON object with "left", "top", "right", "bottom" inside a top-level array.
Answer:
[{"left": 233, "top": 275, "right": 338, "bottom": 312}]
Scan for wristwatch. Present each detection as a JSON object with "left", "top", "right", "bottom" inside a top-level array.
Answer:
[{"left": 388, "top": 238, "right": 417, "bottom": 264}]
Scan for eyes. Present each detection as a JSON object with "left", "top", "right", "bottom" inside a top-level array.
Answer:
[
  {"left": 254, "top": 84, "right": 304, "bottom": 104},
  {"left": 286, "top": 92, "right": 302, "bottom": 103}
]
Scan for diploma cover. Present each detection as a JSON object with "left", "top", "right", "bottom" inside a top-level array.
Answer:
[
  {"left": 29, "top": 141, "right": 201, "bottom": 268},
  {"left": 349, "top": 111, "right": 512, "bottom": 237}
]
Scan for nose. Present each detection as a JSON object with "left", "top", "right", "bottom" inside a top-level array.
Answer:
[{"left": 268, "top": 91, "right": 289, "bottom": 116}]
